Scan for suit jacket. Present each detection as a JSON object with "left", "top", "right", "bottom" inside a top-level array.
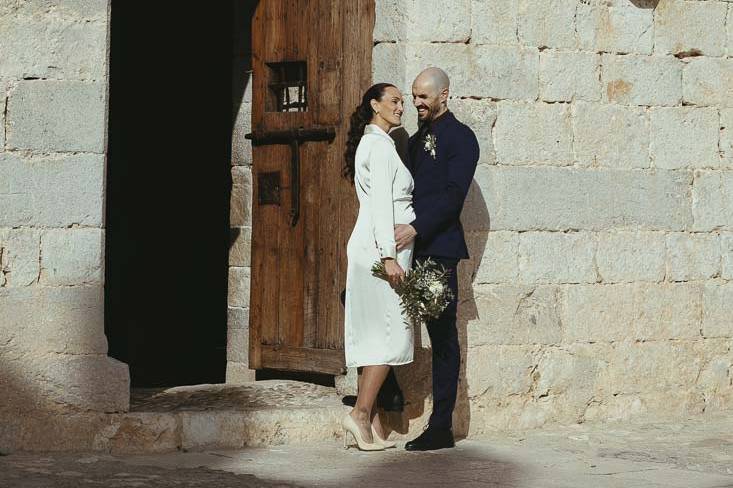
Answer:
[{"left": 408, "top": 111, "right": 479, "bottom": 260}]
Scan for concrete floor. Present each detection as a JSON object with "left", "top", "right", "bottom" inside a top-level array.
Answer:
[{"left": 2, "top": 412, "right": 733, "bottom": 488}]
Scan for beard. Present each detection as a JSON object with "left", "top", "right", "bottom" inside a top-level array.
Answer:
[{"left": 416, "top": 102, "right": 441, "bottom": 136}]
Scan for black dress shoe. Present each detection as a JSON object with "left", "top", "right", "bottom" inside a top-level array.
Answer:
[{"left": 404, "top": 426, "right": 455, "bottom": 451}]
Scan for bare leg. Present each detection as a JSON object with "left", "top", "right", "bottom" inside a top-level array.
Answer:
[{"left": 349, "top": 364, "right": 389, "bottom": 443}]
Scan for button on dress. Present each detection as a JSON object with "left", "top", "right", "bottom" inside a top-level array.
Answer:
[{"left": 344, "top": 124, "right": 416, "bottom": 368}]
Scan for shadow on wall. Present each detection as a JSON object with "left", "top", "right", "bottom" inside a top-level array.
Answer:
[{"left": 629, "top": 0, "right": 659, "bottom": 7}]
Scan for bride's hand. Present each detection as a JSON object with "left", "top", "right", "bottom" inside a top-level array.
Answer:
[{"left": 382, "top": 258, "right": 405, "bottom": 289}]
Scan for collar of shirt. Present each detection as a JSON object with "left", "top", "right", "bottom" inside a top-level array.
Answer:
[{"left": 364, "top": 124, "right": 396, "bottom": 146}]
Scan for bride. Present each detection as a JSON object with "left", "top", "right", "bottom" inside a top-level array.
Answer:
[{"left": 342, "top": 83, "right": 415, "bottom": 451}]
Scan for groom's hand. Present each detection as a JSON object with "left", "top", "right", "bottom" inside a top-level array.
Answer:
[{"left": 395, "top": 224, "right": 417, "bottom": 251}]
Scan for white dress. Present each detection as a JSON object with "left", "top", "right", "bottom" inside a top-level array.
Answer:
[{"left": 344, "top": 124, "right": 416, "bottom": 368}]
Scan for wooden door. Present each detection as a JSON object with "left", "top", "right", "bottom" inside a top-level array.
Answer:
[{"left": 248, "top": 0, "right": 374, "bottom": 375}]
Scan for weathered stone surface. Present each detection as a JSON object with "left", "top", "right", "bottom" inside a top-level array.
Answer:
[
  {"left": 231, "top": 99, "right": 252, "bottom": 166},
  {"left": 729, "top": 3, "right": 733, "bottom": 57},
  {"left": 692, "top": 171, "right": 733, "bottom": 231},
  {"left": 0, "top": 85, "right": 5, "bottom": 149},
  {"left": 654, "top": 0, "right": 727, "bottom": 57},
  {"left": 722, "top": 232, "right": 733, "bottom": 280},
  {"left": 519, "top": 231, "right": 597, "bottom": 284},
  {"left": 449, "top": 99, "right": 497, "bottom": 165},
  {"left": 373, "top": 0, "right": 406, "bottom": 42},
  {"left": 229, "top": 227, "right": 251, "bottom": 267},
  {"left": 40, "top": 228, "right": 103, "bottom": 286},
  {"left": 226, "top": 323, "right": 248, "bottom": 364},
  {"left": 721, "top": 109, "right": 733, "bottom": 168},
  {"left": 1, "top": 0, "right": 109, "bottom": 20},
  {"left": 404, "top": 0, "right": 470, "bottom": 42},
  {"left": 576, "top": 3, "right": 654, "bottom": 55},
  {"left": 225, "top": 362, "right": 256, "bottom": 384},
  {"left": 228, "top": 267, "right": 250, "bottom": 308},
  {"left": 601, "top": 54, "right": 682, "bottom": 106},
  {"left": 702, "top": 281, "right": 733, "bottom": 338},
  {"left": 516, "top": 0, "right": 578, "bottom": 49},
  {"left": 539, "top": 51, "right": 600, "bottom": 102},
  {"left": 406, "top": 44, "right": 539, "bottom": 100},
  {"left": 562, "top": 283, "right": 703, "bottom": 343},
  {"left": 227, "top": 306, "right": 249, "bottom": 331},
  {"left": 650, "top": 107, "right": 720, "bottom": 169},
  {"left": 471, "top": 0, "right": 517, "bottom": 45},
  {"left": 596, "top": 231, "right": 665, "bottom": 283},
  {"left": 467, "top": 284, "right": 562, "bottom": 346},
  {"left": 102, "top": 413, "right": 180, "bottom": 454},
  {"left": 0, "top": 16, "right": 107, "bottom": 80},
  {"left": 0, "top": 229, "right": 40, "bottom": 287},
  {"left": 0, "top": 285, "right": 107, "bottom": 354},
  {"left": 465, "top": 344, "right": 539, "bottom": 399},
  {"left": 666, "top": 233, "right": 721, "bottom": 282},
  {"left": 372, "top": 42, "right": 406, "bottom": 92},
  {"left": 230, "top": 166, "right": 252, "bottom": 228},
  {"left": 572, "top": 102, "right": 649, "bottom": 168},
  {"left": 6, "top": 81, "right": 106, "bottom": 152},
  {"left": 473, "top": 231, "right": 519, "bottom": 284},
  {"left": 473, "top": 165, "right": 692, "bottom": 231},
  {"left": 494, "top": 102, "right": 573, "bottom": 165},
  {"left": 0, "top": 153, "right": 105, "bottom": 227},
  {"left": 683, "top": 58, "right": 733, "bottom": 108}
]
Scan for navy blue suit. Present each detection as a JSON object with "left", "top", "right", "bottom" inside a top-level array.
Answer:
[{"left": 408, "top": 111, "right": 479, "bottom": 430}]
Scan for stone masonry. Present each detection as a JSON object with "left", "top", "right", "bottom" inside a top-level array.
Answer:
[
  {"left": 368, "top": 0, "right": 733, "bottom": 436},
  {"left": 0, "top": 0, "right": 129, "bottom": 427}
]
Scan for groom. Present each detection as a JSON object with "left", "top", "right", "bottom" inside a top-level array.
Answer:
[{"left": 395, "top": 67, "right": 479, "bottom": 451}]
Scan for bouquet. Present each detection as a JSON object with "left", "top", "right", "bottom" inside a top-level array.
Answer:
[{"left": 371, "top": 258, "right": 454, "bottom": 325}]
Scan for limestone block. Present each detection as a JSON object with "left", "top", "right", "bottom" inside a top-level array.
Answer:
[
  {"left": 228, "top": 226, "right": 251, "bottom": 267},
  {"left": 373, "top": 0, "right": 407, "bottom": 42},
  {"left": 465, "top": 344, "right": 540, "bottom": 399},
  {"left": 449, "top": 99, "right": 497, "bottom": 165},
  {"left": 476, "top": 165, "right": 692, "bottom": 231},
  {"left": 227, "top": 306, "right": 249, "bottom": 331},
  {"left": 231, "top": 100, "right": 252, "bottom": 166},
  {"left": 601, "top": 54, "right": 682, "bottom": 106},
  {"left": 2, "top": 0, "right": 109, "bottom": 20},
  {"left": 562, "top": 283, "right": 702, "bottom": 343},
  {"left": 722, "top": 233, "right": 733, "bottom": 280},
  {"left": 516, "top": 0, "right": 578, "bottom": 49},
  {"left": 721, "top": 109, "right": 733, "bottom": 168},
  {"left": 7, "top": 81, "right": 106, "bottom": 152},
  {"left": 650, "top": 107, "right": 720, "bottom": 170},
  {"left": 539, "top": 51, "right": 601, "bottom": 102},
  {"left": 729, "top": 4, "right": 733, "bottom": 57},
  {"left": 683, "top": 58, "right": 733, "bottom": 108},
  {"left": 0, "top": 285, "right": 108, "bottom": 354},
  {"left": 225, "top": 362, "right": 256, "bottom": 384},
  {"left": 0, "top": 16, "right": 107, "bottom": 80},
  {"left": 494, "top": 102, "right": 573, "bottom": 165},
  {"left": 692, "top": 171, "right": 733, "bottom": 231},
  {"left": 0, "top": 229, "right": 40, "bottom": 287},
  {"left": 0, "top": 86, "right": 5, "bottom": 150},
  {"left": 228, "top": 266, "right": 250, "bottom": 308},
  {"left": 103, "top": 413, "right": 180, "bottom": 455},
  {"left": 406, "top": 44, "right": 539, "bottom": 100},
  {"left": 404, "top": 0, "right": 471, "bottom": 42},
  {"left": 40, "top": 228, "right": 103, "bottom": 286},
  {"left": 666, "top": 233, "right": 721, "bottom": 282},
  {"left": 334, "top": 367, "right": 358, "bottom": 396},
  {"left": 474, "top": 231, "right": 519, "bottom": 284},
  {"left": 373, "top": 42, "right": 406, "bottom": 91},
  {"left": 471, "top": 0, "right": 518, "bottom": 45},
  {"left": 467, "top": 284, "right": 562, "bottom": 346},
  {"left": 572, "top": 102, "right": 649, "bottom": 168},
  {"left": 0, "top": 153, "right": 104, "bottom": 227},
  {"left": 576, "top": 3, "right": 654, "bottom": 55},
  {"left": 518, "top": 231, "right": 597, "bottom": 284},
  {"left": 230, "top": 166, "right": 252, "bottom": 227},
  {"left": 534, "top": 346, "right": 600, "bottom": 400},
  {"left": 655, "top": 0, "right": 727, "bottom": 57},
  {"left": 596, "top": 231, "right": 665, "bottom": 282},
  {"left": 702, "top": 281, "right": 733, "bottom": 338}
]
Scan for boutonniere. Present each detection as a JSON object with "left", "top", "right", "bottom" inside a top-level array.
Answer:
[{"left": 423, "top": 133, "right": 437, "bottom": 160}]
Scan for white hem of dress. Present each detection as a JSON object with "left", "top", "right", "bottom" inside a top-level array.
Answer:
[{"left": 346, "top": 359, "right": 414, "bottom": 368}]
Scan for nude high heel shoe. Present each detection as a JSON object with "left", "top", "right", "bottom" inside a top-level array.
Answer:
[
  {"left": 371, "top": 425, "right": 396, "bottom": 449},
  {"left": 342, "top": 415, "right": 385, "bottom": 451}
]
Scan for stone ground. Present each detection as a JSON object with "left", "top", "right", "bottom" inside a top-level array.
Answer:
[{"left": 2, "top": 412, "right": 733, "bottom": 488}]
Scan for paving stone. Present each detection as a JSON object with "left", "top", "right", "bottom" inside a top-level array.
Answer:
[
  {"left": 601, "top": 53, "right": 682, "bottom": 106},
  {"left": 655, "top": 0, "right": 728, "bottom": 57},
  {"left": 539, "top": 50, "right": 601, "bottom": 102},
  {"left": 650, "top": 107, "right": 720, "bottom": 169}
]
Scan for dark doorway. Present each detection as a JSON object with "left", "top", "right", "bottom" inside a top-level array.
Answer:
[{"left": 105, "top": 2, "right": 254, "bottom": 386}]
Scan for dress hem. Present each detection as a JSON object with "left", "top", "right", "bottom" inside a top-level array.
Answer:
[{"left": 345, "top": 359, "right": 414, "bottom": 368}]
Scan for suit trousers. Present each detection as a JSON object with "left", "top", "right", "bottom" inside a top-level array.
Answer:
[{"left": 416, "top": 255, "right": 460, "bottom": 430}]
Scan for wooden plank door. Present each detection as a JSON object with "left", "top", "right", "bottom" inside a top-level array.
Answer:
[{"left": 248, "top": 0, "right": 374, "bottom": 375}]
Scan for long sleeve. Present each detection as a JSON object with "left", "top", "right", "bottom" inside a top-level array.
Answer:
[
  {"left": 368, "top": 138, "right": 397, "bottom": 260},
  {"left": 411, "top": 128, "right": 479, "bottom": 241}
]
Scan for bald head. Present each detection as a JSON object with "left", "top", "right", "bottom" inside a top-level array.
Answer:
[{"left": 412, "top": 67, "right": 450, "bottom": 123}]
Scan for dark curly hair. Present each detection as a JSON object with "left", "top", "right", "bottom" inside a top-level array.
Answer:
[{"left": 343, "top": 83, "right": 396, "bottom": 181}]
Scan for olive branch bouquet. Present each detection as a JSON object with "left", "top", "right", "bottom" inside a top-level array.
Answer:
[{"left": 371, "top": 257, "right": 454, "bottom": 325}]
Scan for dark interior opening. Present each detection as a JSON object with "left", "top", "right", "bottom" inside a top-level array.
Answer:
[{"left": 105, "top": 2, "right": 256, "bottom": 387}]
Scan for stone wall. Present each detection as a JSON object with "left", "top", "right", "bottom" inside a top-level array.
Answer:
[
  {"left": 0, "top": 0, "right": 129, "bottom": 420},
  {"left": 374, "top": 0, "right": 733, "bottom": 435}
]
